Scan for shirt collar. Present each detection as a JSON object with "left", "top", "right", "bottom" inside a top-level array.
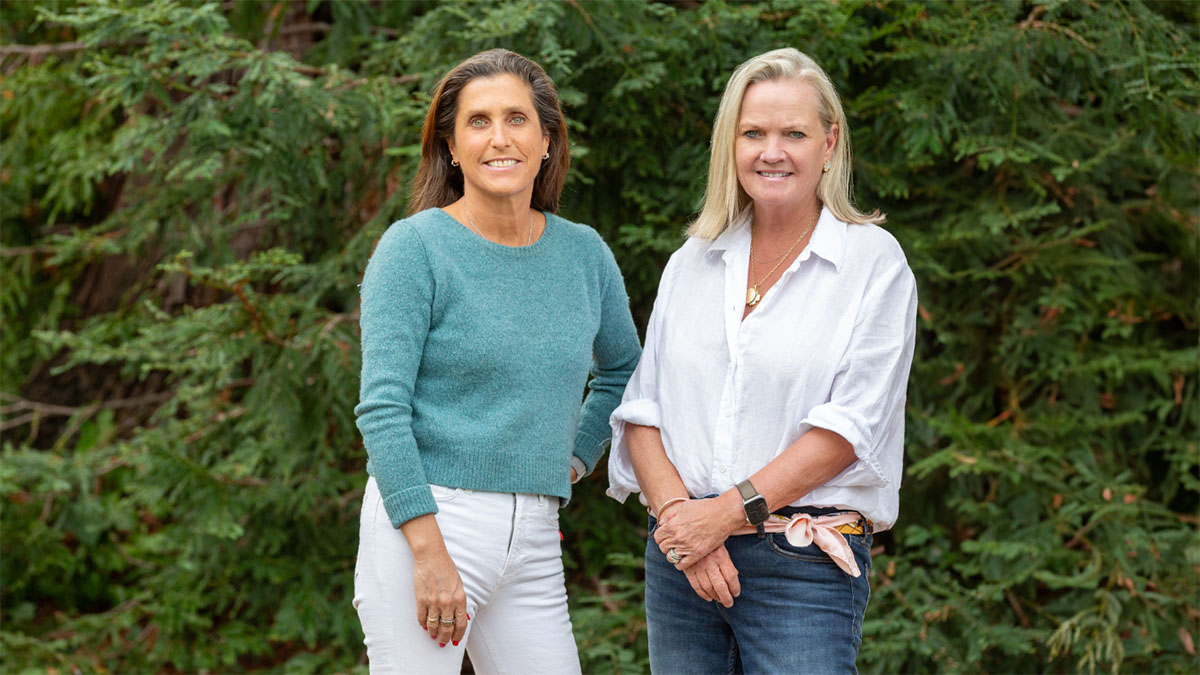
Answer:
[
  {"left": 806, "top": 207, "right": 846, "bottom": 272},
  {"left": 703, "top": 206, "right": 847, "bottom": 272},
  {"left": 704, "top": 208, "right": 752, "bottom": 255}
]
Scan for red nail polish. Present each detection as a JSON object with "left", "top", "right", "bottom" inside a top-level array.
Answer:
[
  {"left": 559, "top": 529, "right": 563, "bottom": 540},
  {"left": 439, "top": 643, "right": 446, "bottom": 648},
  {"left": 466, "top": 612, "right": 471, "bottom": 620},
  {"left": 453, "top": 640, "right": 460, "bottom": 647}
]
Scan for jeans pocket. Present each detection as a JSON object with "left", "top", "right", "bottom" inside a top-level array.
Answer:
[
  {"left": 766, "top": 533, "right": 838, "bottom": 563},
  {"left": 767, "top": 530, "right": 872, "bottom": 562},
  {"left": 429, "top": 484, "right": 464, "bottom": 502},
  {"left": 767, "top": 530, "right": 871, "bottom": 564},
  {"left": 543, "top": 496, "right": 561, "bottom": 527}
]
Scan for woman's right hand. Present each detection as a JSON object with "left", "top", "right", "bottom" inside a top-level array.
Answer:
[
  {"left": 653, "top": 492, "right": 744, "bottom": 568},
  {"left": 413, "top": 550, "right": 468, "bottom": 646},
  {"left": 401, "top": 514, "right": 468, "bottom": 647}
]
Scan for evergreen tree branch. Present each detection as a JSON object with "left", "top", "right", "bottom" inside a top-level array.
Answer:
[{"left": 0, "top": 391, "right": 174, "bottom": 426}]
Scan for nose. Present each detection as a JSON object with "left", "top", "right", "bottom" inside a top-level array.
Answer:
[
  {"left": 489, "top": 123, "right": 510, "bottom": 148},
  {"left": 761, "top": 136, "right": 785, "bottom": 162}
]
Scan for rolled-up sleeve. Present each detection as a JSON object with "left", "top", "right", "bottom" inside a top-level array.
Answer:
[
  {"left": 799, "top": 256, "right": 917, "bottom": 488},
  {"left": 607, "top": 255, "right": 677, "bottom": 503},
  {"left": 354, "top": 224, "right": 438, "bottom": 527}
]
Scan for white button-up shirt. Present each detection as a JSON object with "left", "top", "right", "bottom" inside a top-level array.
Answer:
[{"left": 607, "top": 207, "right": 917, "bottom": 530}]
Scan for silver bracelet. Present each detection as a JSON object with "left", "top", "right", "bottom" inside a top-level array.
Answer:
[{"left": 650, "top": 496, "right": 690, "bottom": 518}]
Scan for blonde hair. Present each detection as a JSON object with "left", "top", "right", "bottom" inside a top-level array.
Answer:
[{"left": 688, "top": 48, "right": 884, "bottom": 240}]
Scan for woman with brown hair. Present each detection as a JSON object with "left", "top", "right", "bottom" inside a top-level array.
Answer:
[{"left": 352, "top": 48, "right": 640, "bottom": 674}]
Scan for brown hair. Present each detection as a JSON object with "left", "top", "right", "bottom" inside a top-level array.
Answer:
[{"left": 407, "top": 49, "right": 570, "bottom": 215}]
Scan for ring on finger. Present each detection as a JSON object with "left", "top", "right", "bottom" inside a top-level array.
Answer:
[
  {"left": 439, "top": 618, "right": 456, "bottom": 625},
  {"left": 667, "top": 548, "right": 682, "bottom": 564}
]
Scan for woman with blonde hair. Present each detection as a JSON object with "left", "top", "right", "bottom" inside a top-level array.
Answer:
[
  {"left": 353, "top": 48, "right": 640, "bottom": 674},
  {"left": 609, "top": 47, "right": 916, "bottom": 673}
]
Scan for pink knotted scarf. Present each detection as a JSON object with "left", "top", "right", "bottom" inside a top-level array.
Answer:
[{"left": 733, "top": 512, "right": 863, "bottom": 577}]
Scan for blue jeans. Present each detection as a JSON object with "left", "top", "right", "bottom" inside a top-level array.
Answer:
[{"left": 645, "top": 506, "right": 873, "bottom": 674}]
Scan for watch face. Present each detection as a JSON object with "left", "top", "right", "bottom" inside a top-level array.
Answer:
[{"left": 745, "top": 496, "right": 770, "bottom": 525}]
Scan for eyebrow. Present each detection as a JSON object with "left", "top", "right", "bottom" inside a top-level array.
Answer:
[
  {"left": 738, "top": 119, "right": 813, "bottom": 128},
  {"left": 462, "top": 105, "right": 531, "bottom": 117}
]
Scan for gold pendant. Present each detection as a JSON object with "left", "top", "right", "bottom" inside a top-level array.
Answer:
[{"left": 746, "top": 285, "right": 762, "bottom": 306}]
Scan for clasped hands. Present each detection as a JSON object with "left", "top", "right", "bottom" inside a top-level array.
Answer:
[{"left": 653, "top": 495, "right": 744, "bottom": 608}]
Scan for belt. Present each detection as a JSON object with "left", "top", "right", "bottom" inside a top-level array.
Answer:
[
  {"left": 731, "top": 511, "right": 869, "bottom": 577},
  {"left": 779, "top": 513, "right": 872, "bottom": 536},
  {"left": 771, "top": 507, "right": 874, "bottom": 535},
  {"left": 830, "top": 519, "right": 868, "bottom": 536}
]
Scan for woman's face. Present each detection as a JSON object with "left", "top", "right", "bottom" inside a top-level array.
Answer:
[
  {"left": 448, "top": 73, "right": 549, "bottom": 204},
  {"left": 734, "top": 78, "right": 837, "bottom": 213}
]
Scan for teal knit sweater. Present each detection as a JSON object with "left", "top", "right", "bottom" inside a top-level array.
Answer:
[{"left": 355, "top": 208, "right": 642, "bottom": 528}]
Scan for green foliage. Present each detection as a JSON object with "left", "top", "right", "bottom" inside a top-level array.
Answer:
[{"left": 1, "top": 0, "right": 1196, "bottom": 672}]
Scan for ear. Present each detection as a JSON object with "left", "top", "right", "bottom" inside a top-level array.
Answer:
[
  {"left": 824, "top": 124, "right": 839, "bottom": 163},
  {"left": 543, "top": 133, "right": 550, "bottom": 157},
  {"left": 446, "top": 139, "right": 457, "bottom": 163}
]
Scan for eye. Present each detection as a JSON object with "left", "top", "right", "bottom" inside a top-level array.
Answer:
[
  {"left": 788, "top": 131, "right": 806, "bottom": 139},
  {"left": 470, "top": 118, "right": 487, "bottom": 128},
  {"left": 743, "top": 130, "right": 761, "bottom": 138},
  {"left": 511, "top": 115, "right": 526, "bottom": 125}
]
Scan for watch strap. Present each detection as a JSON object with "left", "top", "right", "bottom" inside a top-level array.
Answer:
[{"left": 736, "top": 479, "right": 758, "bottom": 502}]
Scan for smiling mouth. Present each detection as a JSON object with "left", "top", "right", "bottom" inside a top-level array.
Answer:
[
  {"left": 757, "top": 171, "right": 792, "bottom": 178},
  {"left": 485, "top": 159, "right": 520, "bottom": 167}
]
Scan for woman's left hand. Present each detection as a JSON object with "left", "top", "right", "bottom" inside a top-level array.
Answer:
[
  {"left": 653, "top": 492, "right": 743, "bottom": 570},
  {"left": 682, "top": 544, "right": 741, "bottom": 607}
]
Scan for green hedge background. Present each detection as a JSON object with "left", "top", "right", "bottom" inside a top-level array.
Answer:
[{"left": 1, "top": 0, "right": 1196, "bottom": 672}]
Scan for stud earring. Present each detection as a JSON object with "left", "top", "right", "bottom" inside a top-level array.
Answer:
[
  {"left": 450, "top": 158, "right": 459, "bottom": 167},
  {"left": 542, "top": 152, "right": 550, "bottom": 160},
  {"left": 822, "top": 159, "right": 831, "bottom": 173}
]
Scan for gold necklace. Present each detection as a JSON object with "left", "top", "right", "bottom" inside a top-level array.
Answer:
[
  {"left": 749, "top": 243, "right": 792, "bottom": 265},
  {"left": 746, "top": 210, "right": 820, "bottom": 307},
  {"left": 464, "top": 202, "right": 533, "bottom": 245}
]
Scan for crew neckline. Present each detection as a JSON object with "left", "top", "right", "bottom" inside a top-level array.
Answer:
[{"left": 434, "top": 207, "right": 554, "bottom": 255}]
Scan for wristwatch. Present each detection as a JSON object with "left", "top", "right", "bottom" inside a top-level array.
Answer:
[{"left": 736, "top": 479, "right": 770, "bottom": 537}]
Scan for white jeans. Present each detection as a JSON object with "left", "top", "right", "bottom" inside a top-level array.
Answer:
[{"left": 353, "top": 477, "right": 582, "bottom": 675}]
